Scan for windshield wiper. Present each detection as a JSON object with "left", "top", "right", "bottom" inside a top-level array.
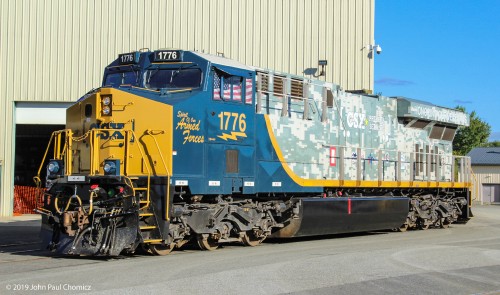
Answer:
[
  {"left": 169, "top": 64, "right": 197, "bottom": 86},
  {"left": 147, "top": 68, "right": 159, "bottom": 84}
]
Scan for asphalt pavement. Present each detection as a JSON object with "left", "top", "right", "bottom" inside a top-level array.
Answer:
[{"left": 0, "top": 206, "right": 499, "bottom": 295}]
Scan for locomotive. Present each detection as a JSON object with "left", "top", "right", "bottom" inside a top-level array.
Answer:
[{"left": 35, "top": 49, "right": 472, "bottom": 256}]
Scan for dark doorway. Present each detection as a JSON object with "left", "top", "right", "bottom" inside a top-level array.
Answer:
[{"left": 14, "top": 124, "right": 65, "bottom": 186}]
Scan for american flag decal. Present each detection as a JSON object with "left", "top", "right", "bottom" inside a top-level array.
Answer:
[
  {"left": 245, "top": 78, "right": 253, "bottom": 104},
  {"left": 213, "top": 72, "right": 253, "bottom": 105},
  {"left": 213, "top": 72, "right": 222, "bottom": 100},
  {"left": 231, "top": 77, "right": 242, "bottom": 101}
]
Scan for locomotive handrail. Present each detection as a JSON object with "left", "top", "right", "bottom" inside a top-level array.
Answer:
[
  {"left": 257, "top": 71, "right": 337, "bottom": 92},
  {"left": 278, "top": 142, "right": 472, "bottom": 188},
  {"left": 256, "top": 72, "right": 341, "bottom": 105},
  {"left": 35, "top": 129, "right": 72, "bottom": 182},
  {"left": 257, "top": 72, "right": 342, "bottom": 124},
  {"left": 126, "top": 129, "right": 152, "bottom": 209},
  {"left": 86, "top": 128, "right": 152, "bottom": 209},
  {"left": 145, "top": 129, "right": 171, "bottom": 220},
  {"left": 35, "top": 131, "right": 57, "bottom": 182},
  {"left": 35, "top": 128, "right": 154, "bottom": 209},
  {"left": 259, "top": 89, "right": 308, "bottom": 101},
  {"left": 88, "top": 128, "right": 153, "bottom": 209}
]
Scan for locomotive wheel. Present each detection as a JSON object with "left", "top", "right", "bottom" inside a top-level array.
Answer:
[
  {"left": 397, "top": 223, "right": 409, "bottom": 232},
  {"left": 417, "top": 219, "right": 430, "bottom": 230},
  {"left": 242, "top": 231, "right": 265, "bottom": 247},
  {"left": 197, "top": 235, "right": 218, "bottom": 251},
  {"left": 150, "top": 243, "right": 174, "bottom": 256},
  {"left": 140, "top": 244, "right": 154, "bottom": 255},
  {"left": 436, "top": 217, "right": 450, "bottom": 229}
]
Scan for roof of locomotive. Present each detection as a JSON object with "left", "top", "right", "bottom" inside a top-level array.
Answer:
[
  {"left": 192, "top": 51, "right": 256, "bottom": 71},
  {"left": 393, "top": 96, "right": 464, "bottom": 113},
  {"left": 192, "top": 51, "right": 328, "bottom": 85},
  {"left": 99, "top": 49, "right": 469, "bottom": 127},
  {"left": 189, "top": 51, "right": 469, "bottom": 127}
]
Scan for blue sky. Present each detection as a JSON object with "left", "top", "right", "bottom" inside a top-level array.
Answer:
[{"left": 374, "top": 1, "right": 500, "bottom": 141}]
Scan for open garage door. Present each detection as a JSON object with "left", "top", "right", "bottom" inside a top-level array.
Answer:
[
  {"left": 13, "top": 102, "right": 70, "bottom": 213},
  {"left": 14, "top": 102, "right": 71, "bottom": 186}
]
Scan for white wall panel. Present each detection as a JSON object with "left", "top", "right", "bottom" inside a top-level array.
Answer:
[{"left": 0, "top": 0, "right": 374, "bottom": 216}]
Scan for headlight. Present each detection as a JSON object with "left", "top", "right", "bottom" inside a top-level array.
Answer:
[
  {"left": 102, "top": 96, "right": 111, "bottom": 106},
  {"left": 102, "top": 106, "right": 111, "bottom": 115},
  {"left": 46, "top": 160, "right": 64, "bottom": 178},
  {"left": 101, "top": 95, "right": 112, "bottom": 116},
  {"left": 47, "top": 161, "right": 60, "bottom": 173},
  {"left": 103, "top": 161, "right": 117, "bottom": 175}
]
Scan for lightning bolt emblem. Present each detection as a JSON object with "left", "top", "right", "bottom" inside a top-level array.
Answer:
[{"left": 217, "top": 131, "right": 247, "bottom": 141}]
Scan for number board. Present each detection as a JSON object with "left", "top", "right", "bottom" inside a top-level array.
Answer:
[
  {"left": 154, "top": 50, "right": 182, "bottom": 62},
  {"left": 118, "top": 52, "right": 139, "bottom": 65}
]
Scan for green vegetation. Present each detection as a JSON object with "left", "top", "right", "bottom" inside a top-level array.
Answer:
[
  {"left": 482, "top": 141, "right": 500, "bottom": 147},
  {"left": 452, "top": 106, "right": 491, "bottom": 156}
]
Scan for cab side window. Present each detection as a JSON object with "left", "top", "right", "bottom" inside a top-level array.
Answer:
[
  {"left": 213, "top": 72, "right": 253, "bottom": 104},
  {"left": 227, "top": 76, "right": 243, "bottom": 101}
]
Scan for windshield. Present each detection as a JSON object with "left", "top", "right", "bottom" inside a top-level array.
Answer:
[
  {"left": 104, "top": 71, "right": 139, "bottom": 87},
  {"left": 145, "top": 68, "right": 202, "bottom": 89}
]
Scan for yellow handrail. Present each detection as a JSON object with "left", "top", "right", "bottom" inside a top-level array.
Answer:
[
  {"left": 125, "top": 129, "right": 152, "bottom": 210},
  {"left": 36, "top": 127, "right": 155, "bottom": 211},
  {"left": 65, "top": 130, "right": 73, "bottom": 175},
  {"left": 35, "top": 129, "right": 72, "bottom": 181},
  {"left": 146, "top": 129, "right": 171, "bottom": 220}
]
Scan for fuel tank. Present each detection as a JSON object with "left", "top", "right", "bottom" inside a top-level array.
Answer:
[{"left": 272, "top": 197, "right": 409, "bottom": 238}]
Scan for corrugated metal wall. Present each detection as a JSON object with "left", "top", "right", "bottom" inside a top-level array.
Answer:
[
  {"left": 471, "top": 166, "right": 500, "bottom": 203},
  {"left": 0, "top": 0, "right": 374, "bottom": 216}
]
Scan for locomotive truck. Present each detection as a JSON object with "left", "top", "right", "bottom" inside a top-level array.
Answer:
[{"left": 35, "top": 49, "right": 472, "bottom": 256}]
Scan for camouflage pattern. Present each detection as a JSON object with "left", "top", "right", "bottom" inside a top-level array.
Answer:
[{"left": 260, "top": 70, "right": 467, "bottom": 184}]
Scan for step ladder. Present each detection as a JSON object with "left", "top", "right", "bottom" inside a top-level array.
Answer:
[
  {"left": 124, "top": 129, "right": 171, "bottom": 247},
  {"left": 131, "top": 181, "right": 164, "bottom": 245}
]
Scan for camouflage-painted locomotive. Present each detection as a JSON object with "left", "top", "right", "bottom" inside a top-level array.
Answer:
[{"left": 35, "top": 49, "right": 472, "bottom": 256}]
